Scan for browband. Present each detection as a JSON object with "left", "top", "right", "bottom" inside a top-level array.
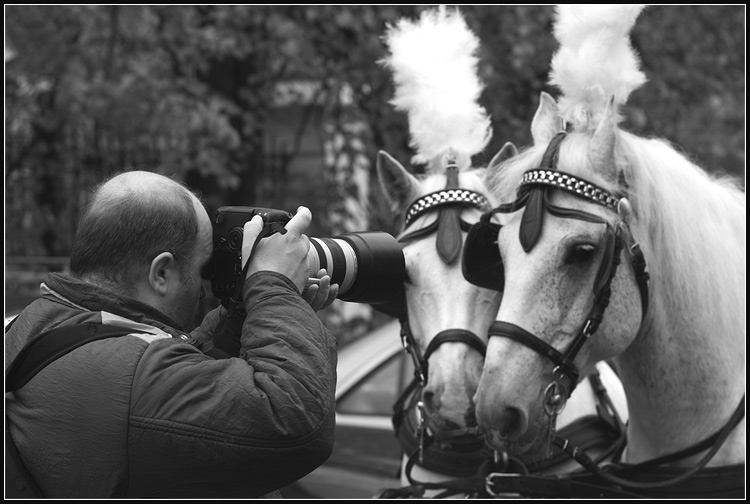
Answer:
[
  {"left": 520, "top": 169, "right": 620, "bottom": 209},
  {"left": 404, "top": 188, "right": 491, "bottom": 229}
]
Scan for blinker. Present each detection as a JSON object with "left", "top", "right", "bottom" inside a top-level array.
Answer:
[{"left": 461, "top": 213, "right": 504, "bottom": 291}]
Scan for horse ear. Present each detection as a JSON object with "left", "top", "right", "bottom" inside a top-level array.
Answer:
[
  {"left": 588, "top": 97, "right": 617, "bottom": 180},
  {"left": 486, "top": 141, "right": 518, "bottom": 180},
  {"left": 531, "top": 92, "right": 564, "bottom": 146},
  {"left": 488, "top": 141, "right": 518, "bottom": 168},
  {"left": 377, "top": 150, "right": 421, "bottom": 214}
]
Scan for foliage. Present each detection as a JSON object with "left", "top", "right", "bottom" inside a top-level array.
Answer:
[{"left": 5, "top": 5, "right": 745, "bottom": 340}]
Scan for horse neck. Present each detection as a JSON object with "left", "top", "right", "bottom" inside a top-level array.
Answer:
[{"left": 613, "top": 136, "right": 746, "bottom": 466}]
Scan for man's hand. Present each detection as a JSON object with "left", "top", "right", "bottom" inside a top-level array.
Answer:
[
  {"left": 241, "top": 207, "right": 313, "bottom": 293},
  {"left": 302, "top": 269, "right": 339, "bottom": 311}
]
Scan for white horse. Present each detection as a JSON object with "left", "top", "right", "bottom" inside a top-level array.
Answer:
[
  {"left": 373, "top": 6, "right": 632, "bottom": 499},
  {"left": 471, "top": 5, "right": 745, "bottom": 498},
  {"left": 376, "top": 145, "right": 629, "bottom": 498}
]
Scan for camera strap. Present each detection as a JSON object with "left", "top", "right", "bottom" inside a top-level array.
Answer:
[
  {"left": 6, "top": 322, "right": 138, "bottom": 498},
  {"left": 224, "top": 221, "right": 288, "bottom": 319}
]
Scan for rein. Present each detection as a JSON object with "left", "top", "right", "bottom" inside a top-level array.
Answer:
[
  {"left": 385, "top": 388, "right": 745, "bottom": 498},
  {"left": 383, "top": 368, "right": 629, "bottom": 499}
]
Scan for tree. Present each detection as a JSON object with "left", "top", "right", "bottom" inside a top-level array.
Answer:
[{"left": 5, "top": 5, "right": 744, "bottom": 337}]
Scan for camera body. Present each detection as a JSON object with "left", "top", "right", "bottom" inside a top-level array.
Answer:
[
  {"left": 211, "top": 206, "right": 293, "bottom": 304},
  {"left": 210, "top": 206, "right": 405, "bottom": 306}
]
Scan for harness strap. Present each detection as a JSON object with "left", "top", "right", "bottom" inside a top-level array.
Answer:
[
  {"left": 398, "top": 218, "right": 474, "bottom": 246},
  {"left": 562, "top": 228, "right": 624, "bottom": 364},
  {"left": 550, "top": 394, "right": 746, "bottom": 494},
  {"left": 398, "top": 318, "right": 428, "bottom": 385},
  {"left": 388, "top": 371, "right": 627, "bottom": 496},
  {"left": 488, "top": 321, "right": 580, "bottom": 393},
  {"left": 423, "top": 330, "right": 487, "bottom": 362},
  {"left": 519, "top": 132, "right": 566, "bottom": 252},
  {"left": 616, "top": 394, "right": 745, "bottom": 472},
  {"left": 435, "top": 165, "right": 464, "bottom": 264},
  {"left": 629, "top": 242, "right": 650, "bottom": 317}
]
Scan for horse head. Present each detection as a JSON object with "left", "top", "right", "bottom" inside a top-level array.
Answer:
[
  {"left": 376, "top": 5, "right": 513, "bottom": 442},
  {"left": 470, "top": 94, "right": 646, "bottom": 459},
  {"left": 378, "top": 144, "right": 515, "bottom": 436}
]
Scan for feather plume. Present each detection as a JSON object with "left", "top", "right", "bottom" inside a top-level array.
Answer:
[
  {"left": 382, "top": 6, "right": 492, "bottom": 169},
  {"left": 549, "top": 5, "right": 647, "bottom": 131}
]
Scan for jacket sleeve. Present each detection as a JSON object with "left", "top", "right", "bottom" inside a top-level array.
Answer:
[{"left": 127, "top": 271, "right": 338, "bottom": 498}]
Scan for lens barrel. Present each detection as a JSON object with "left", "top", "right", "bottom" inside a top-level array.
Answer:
[
  {"left": 308, "top": 231, "right": 404, "bottom": 304},
  {"left": 211, "top": 206, "right": 404, "bottom": 306}
]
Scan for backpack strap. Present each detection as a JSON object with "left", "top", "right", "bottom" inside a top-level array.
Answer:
[
  {"left": 5, "top": 323, "right": 137, "bottom": 498},
  {"left": 6, "top": 324, "right": 138, "bottom": 393}
]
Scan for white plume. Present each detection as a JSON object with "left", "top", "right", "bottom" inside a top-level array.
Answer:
[
  {"left": 549, "top": 4, "right": 647, "bottom": 131},
  {"left": 382, "top": 6, "right": 492, "bottom": 168}
]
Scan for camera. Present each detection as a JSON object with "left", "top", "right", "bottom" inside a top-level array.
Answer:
[{"left": 210, "top": 206, "right": 405, "bottom": 306}]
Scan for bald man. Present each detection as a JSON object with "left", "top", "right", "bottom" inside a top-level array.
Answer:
[{"left": 5, "top": 171, "right": 339, "bottom": 498}]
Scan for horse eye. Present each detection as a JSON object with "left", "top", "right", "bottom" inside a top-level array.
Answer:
[{"left": 566, "top": 243, "right": 597, "bottom": 265}]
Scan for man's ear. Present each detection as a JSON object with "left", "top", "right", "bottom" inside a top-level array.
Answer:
[{"left": 148, "top": 252, "right": 177, "bottom": 296}]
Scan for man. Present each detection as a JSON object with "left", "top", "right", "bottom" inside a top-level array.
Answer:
[{"left": 5, "top": 171, "right": 339, "bottom": 498}]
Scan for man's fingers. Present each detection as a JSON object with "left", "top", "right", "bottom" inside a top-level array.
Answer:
[
  {"left": 284, "top": 206, "right": 312, "bottom": 236},
  {"left": 302, "top": 284, "right": 319, "bottom": 305},
  {"left": 241, "top": 215, "right": 264, "bottom": 269}
]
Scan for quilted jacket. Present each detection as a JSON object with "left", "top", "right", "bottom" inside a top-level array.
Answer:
[{"left": 5, "top": 271, "right": 337, "bottom": 498}]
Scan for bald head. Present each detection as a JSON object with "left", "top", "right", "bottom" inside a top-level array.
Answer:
[
  {"left": 88, "top": 171, "right": 197, "bottom": 213},
  {"left": 70, "top": 171, "right": 206, "bottom": 292}
]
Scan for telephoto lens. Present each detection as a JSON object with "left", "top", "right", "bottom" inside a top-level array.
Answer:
[
  {"left": 308, "top": 232, "right": 405, "bottom": 304},
  {"left": 210, "top": 206, "right": 405, "bottom": 306}
]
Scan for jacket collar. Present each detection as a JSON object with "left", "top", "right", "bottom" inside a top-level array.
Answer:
[{"left": 42, "top": 273, "right": 186, "bottom": 337}]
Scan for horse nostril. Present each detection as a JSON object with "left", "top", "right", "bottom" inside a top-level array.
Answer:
[
  {"left": 421, "top": 389, "right": 441, "bottom": 415},
  {"left": 477, "top": 401, "right": 528, "bottom": 440},
  {"left": 495, "top": 406, "right": 527, "bottom": 438}
]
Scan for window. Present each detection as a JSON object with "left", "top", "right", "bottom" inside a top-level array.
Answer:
[{"left": 337, "top": 351, "right": 414, "bottom": 416}]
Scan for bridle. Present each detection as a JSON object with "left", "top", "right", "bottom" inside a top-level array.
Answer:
[
  {"left": 382, "top": 159, "right": 628, "bottom": 496},
  {"left": 385, "top": 160, "right": 494, "bottom": 473},
  {"left": 464, "top": 132, "right": 650, "bottom": 407}
]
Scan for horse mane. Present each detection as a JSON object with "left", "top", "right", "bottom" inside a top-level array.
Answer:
[{"left": 615, "top": 131, "right": 745, "bottom": 342}]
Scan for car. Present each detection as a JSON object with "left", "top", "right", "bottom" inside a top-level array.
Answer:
[{"left": 280, "top": 319, "right": 414, "bottom": 499}]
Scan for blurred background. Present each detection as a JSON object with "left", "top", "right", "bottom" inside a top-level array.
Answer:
[{"left": 5, "top": 5, "right": 745, "bottom": 345}]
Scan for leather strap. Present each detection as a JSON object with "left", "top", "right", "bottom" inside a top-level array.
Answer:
[
  {"left": 553, "top": 395, "right": 746, "bottom": 494},
  {"left": 435, "top": 165, "right": 464, "bottom": 264},
  {"left": 6, "top": 324, "right": 140, "bottom": 392},
  {"left": 488, "top": 320, "right": 580, "bottom": 393},
  {"left": 423, "top": 329, "right": 487, "bottom": 362},
  {"left": 6, "top": 322, "right": 140, "bottom": 498},
  {"left": 519, "top": 132, "right": 566, "bottom": 252}
]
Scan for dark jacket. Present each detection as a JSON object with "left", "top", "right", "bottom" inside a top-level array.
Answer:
[{"left": 5, "top": 271, "right": 337, "bottom": 498}]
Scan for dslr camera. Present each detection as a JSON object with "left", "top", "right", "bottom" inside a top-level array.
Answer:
[{"left": 210, "top": 206, "right": 405, "bottom": 306}]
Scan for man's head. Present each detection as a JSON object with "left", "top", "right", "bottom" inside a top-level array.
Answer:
[{"left": 70, "top": 171, "right": 213, "bottom": 329}]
